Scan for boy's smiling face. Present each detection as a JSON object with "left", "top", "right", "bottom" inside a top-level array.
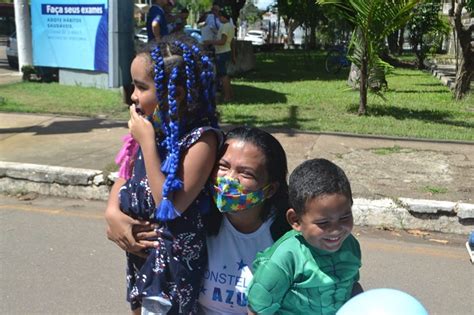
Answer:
[{"left": 288, "top": 193, "right": 353, "bottom": 252}]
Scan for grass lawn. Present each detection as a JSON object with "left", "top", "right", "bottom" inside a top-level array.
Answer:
[
  {"left": 0, "top": 82, "right": 127, "bottom": 118},
  {"left": 0, "top": 50, "right": 472, "bottom": 141},
  {"left": 222, "top": 51, "right": 473, "bottom": 141}
]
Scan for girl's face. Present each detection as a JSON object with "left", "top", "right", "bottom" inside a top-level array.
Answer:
[
  {"left": 291, "top": 193, "right": 353, "bottom": 252},
  {"left": 130, "top": 55, "right": 157, "bottom": 116},
  {"left": 215, "top": 139, "right": 270, "bottom": 195}
]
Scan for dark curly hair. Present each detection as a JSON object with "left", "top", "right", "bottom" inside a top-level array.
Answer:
[
  {"left": 207, "top": 127, "right": 291, "bottom": 241},
  {"left": 289, "top": 158, "right": 353, "bottom": 217}
]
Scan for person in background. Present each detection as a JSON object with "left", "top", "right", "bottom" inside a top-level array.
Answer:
[
  {"left": 180, "top": 7, "right": 189, "bottom": 24},
  {"left": 203, "top": 8, "right": 234, "bottom": 102},
  {"left": 146, "top": 0, "right": 169, "bottom": 42},
  {"left": 200, "top": 3, "right": 221, "bottom": 47},
  {"left": 168, "top": 8, "right": 189, "bottom": 34}
]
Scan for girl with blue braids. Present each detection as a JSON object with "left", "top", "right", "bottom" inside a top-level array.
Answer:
[{"left": 105, "top": 34, "right": 222, "bottom": 315}]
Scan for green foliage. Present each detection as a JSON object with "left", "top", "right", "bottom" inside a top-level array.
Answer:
[
  {"left": 467, "top": 0, "right": 474, "bottom": 11},
  {"left": 371, "top": 146, "right": 414, "bottom": 155},
  {"left": 240, "top": 1, "right": 261, "bottom": 24},
  {"left": 0, "top": 82, "right": 125, "bottom": 118},
  {"left": 422, "top": 185, "right": 448, "bottom": 194},
  {"left": 225, "top": 52, "right": 473, "bottom": 140},
  {"left": 406, "top": 1, "right": 450, "bottom": 67},
  {"left": 175, "top": 0, "right": 212, "bottom": 26},
  {"left": 316, "top": 6, "right": 352, "bottom": 47},
  {"left": 21, "top": 65, "right": 36, "bottom": 82},
  {"left": 278, "top": 0, "right": 324, "bottom": 29},
  {"left": 1, "top": 52, "right": 472, "bottom": 141},
  {"left": 318, "top": 0, "right": 420, "bottom": 113},
  {"left": 176, "top": 0, "right": 212, "bottom": 12}
]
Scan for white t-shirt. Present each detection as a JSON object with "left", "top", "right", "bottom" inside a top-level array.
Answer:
[
  {"left": 215, "top": 22, "right": 234, "bottom": 54},
  {"left": 198, "top": 216, "right": 274, "bottom": 315}
]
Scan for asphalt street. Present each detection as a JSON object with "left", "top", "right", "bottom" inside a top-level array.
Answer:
[{"left": 0, "top": 194, "right": 472, "bottom": 315}]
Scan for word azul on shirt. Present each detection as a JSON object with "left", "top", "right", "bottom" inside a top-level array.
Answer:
[{"left": 211, "top": 287, "right": 248, "bottom": 306}]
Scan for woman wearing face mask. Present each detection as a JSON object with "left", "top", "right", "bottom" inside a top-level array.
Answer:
[
  {"left": 198, "top": 126, "right": 291, "bottom": 315},
  {"left": 110, "top": 126, "right": 290, "bottom": 314}
]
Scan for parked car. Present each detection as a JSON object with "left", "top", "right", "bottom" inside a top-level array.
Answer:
[
  {"left": 6, "top": 31, "right": 18, "bottom": 69},
  {"left": 135, "top": 27, "right": 147, "bottom": 43},
  {"left": 243, "top": 30, "right": 266, "bottom": 46}
]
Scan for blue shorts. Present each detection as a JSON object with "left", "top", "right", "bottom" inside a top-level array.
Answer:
[{"left": 216, "top": 51, "right": 231, "bottom": 77}]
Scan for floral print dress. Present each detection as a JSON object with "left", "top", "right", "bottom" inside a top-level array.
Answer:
[{"left": 119, "top": 127, "right": 221, "bottom": 314}]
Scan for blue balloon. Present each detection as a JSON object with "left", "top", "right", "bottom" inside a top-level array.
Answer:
[{"left": 337, "top": 288, "right": 429, "bottom": 315}]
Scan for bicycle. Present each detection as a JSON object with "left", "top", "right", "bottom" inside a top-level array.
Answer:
[{"left": 325, "top": 44, "right": 351, "bottom": 74}]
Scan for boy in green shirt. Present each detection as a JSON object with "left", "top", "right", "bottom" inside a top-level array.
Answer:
[{"left": 247, "top": 158, "right": 362, "bottom": 315}]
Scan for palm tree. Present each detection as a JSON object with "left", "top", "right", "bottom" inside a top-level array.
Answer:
[{"left": 318, "top": 0, "right": 420, "bottom": 115}]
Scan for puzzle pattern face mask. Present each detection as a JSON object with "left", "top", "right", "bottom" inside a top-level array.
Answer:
[{"left": 212, "top": 176, "right": 271, "bottom": 213}]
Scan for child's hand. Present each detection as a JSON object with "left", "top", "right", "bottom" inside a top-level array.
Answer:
[{"left": 128, "top": 104, "right": 155, "bottom": 147}]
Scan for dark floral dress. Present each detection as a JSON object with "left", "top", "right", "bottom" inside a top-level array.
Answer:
[{"left": 119, "top": 127, "right": 221, "bottom": 314}]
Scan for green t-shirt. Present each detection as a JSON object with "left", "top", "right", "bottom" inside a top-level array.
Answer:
[{"left": 247, "top": 230, "right": 361, "bottom": 315}]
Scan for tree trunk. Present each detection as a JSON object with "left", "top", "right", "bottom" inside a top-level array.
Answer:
[
  {"left": 397, "top": 26, "right": 405, "bottom": 55},
  {"left": 415, "top": 48, "right": 425, "bottom": 70},
  {"left": 454, "top": 49, "right": 473, "bottom": 100},
  {"left": 347, "top": 63, "right": 360, "bottom": 89},
  {"left": 283, "top": 18, "right": 298, "bottom": 46},
  {"left": 358, "top": 55, "right": 368, "bottom": 115},
  {"left": 387, "top": 31, "right": 399, "bottom": 54},
  {"left": 309, "top": 24, "right": 317, "bottom": 50},
  {"left": 451, "top": 1, "right": 473, "bottom": 100}
]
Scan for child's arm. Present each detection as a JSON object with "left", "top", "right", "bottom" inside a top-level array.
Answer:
[
  {"left": 128, "top": 105, "right": 218, "bottom": 213},
  {"left": 247, "top": 261, "right": 291, "bottom": 314},
  {"left": 104, "top": 177, "right": 152, "bottom": 257}
]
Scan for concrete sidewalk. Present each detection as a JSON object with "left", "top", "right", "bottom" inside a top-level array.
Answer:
[{"left": 0, "top": 112, "right": 473, "bottom": 234}]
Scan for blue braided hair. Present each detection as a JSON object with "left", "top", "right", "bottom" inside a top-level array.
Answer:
[
  {"left": 140, "top": 34, "right": 219, "bottom": 221},
  {"left": 150, "top": 46, "right": 168, "bottom": 138},
  {"left": 197, "top": 48, "right": 218, "bottom": 128}
]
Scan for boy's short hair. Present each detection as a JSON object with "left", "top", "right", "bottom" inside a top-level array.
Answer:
[{"left": 289, "top": 158, "right": 353, "bottom": 216}]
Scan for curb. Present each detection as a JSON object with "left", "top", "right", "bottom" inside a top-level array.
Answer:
[
  {"left": 0, "top": 161, "right": 112, "bottom": 200},
  {"left": 429, "top": 63, "right": 456, "bottom": 90},
  {"left": 1, "top": 161, "right": 473, "bottom": 235},
  {"left": 431, "top": 68, "right": 455, "bottom": 89}
]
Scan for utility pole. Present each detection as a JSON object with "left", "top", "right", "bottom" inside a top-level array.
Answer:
[{"left": 13, "top": 0, "right": 33, "bottom": 72}]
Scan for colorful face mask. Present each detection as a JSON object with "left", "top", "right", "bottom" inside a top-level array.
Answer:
[{"left": 212, "top": 176, "right": 272, "bottom": 213}]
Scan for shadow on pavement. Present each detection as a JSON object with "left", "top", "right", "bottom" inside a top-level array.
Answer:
[{"left": 0, "top": 119, "right": 126, "bottom": 135}]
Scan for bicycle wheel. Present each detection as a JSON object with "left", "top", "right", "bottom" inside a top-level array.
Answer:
[{"left": 325, "top": 50, "right": 343, "bottom": 74}]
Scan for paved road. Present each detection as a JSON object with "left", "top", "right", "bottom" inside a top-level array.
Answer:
[{"left": 1, "top": 194, "right": 472, "bottom": 315}]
